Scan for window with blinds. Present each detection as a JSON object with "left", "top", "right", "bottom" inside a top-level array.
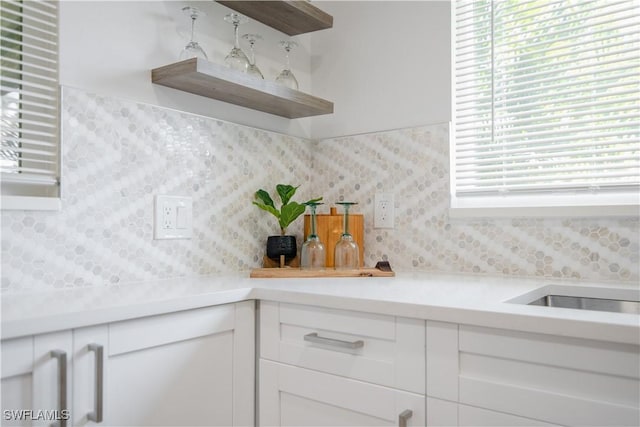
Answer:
[
  {"left": 1, "top": 0, "right": 60, "bottom": 210},
  {"left": 453, "top": 0, "right": 640, "bottom": 213}
]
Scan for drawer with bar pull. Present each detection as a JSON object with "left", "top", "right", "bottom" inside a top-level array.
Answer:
[{"left": 259, "top": 301, "right": 425, "bottom": 394}]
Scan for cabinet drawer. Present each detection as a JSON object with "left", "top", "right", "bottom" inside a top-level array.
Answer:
[
  {"left": 260, "top": 301, "right": 425, "bottom": 394},
  {"left": 459, "top": 404, "right": 561, "bottom": 427},
  {"left": 260, "top": 359, "right": 425, "bottom": 426},
  {"left": 425, "top": 398, "right": 561, "bottom": 426},
  {"left": 458, "top": 325, "right": 640, "bottom": 426}
]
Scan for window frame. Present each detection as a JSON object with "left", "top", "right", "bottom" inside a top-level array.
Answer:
[
  {"left": 1, "top": 0, "right": 61, "bottom": 211},
  {"left": 449, "top": 0, "right": 640, "bottom": 218}
]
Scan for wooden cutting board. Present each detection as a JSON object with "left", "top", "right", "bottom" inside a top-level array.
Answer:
[{"left": 250, "top": 267, "right": 394, "bottom": 278}]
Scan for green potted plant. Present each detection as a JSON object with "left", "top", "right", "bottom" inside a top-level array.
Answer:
[{"left": 253, "top": 184, "right": 322, "bottom": 262}]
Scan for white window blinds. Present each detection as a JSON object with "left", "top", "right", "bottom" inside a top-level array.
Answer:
[
  {"left": 1, "top": 0, "right": 60, "bottom": 207},
  {"left": 453, "top": 0, "right": 640, "bottom": 210}
]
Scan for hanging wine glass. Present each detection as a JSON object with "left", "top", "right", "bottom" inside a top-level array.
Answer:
[
  {"left": 301, "top": 202, "right": 325, "bottom": 270},
  {"left": 334, "top": 202, "right": 360, "bottom": 270},
  {"left": 179, "top": 6, "right": 208, "bottom": 61},
  {"left": 242, "top": 33, "right": 264, "bottom": 79},
  {"left": 275, "top": 40, "right": 299, "bottom": 90},
  {"left": 224, "top": 13, "right": 250, "bottom": 72}
]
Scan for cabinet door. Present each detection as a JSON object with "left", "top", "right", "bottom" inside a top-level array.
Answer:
[
  {"left": 2, "top": 337, "right": 35, "bottom": 427},
  {"left": 259, "top": 359, "right": 424, "bottom": 427},
  {"left": 426, "top": 397, "right": 457, "bottom": 427},
  {"left": 1, "top": 331, "right": 72, "bottom": 427},
  {"left": 103, "top": 304, "right": 246, "bottom": 426},
  {"left": 3, "top": 301, "right": 254, "bottom": 427}
]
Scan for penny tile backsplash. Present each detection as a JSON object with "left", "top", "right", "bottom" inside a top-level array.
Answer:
[
  {"left": 1, "top": 88, "right": 638, "bottom": 292},
  {"left": 311, "top": 125, "right": 639, "bottom": 282},
  {"left": 1, "top": 88, "right": 312, "bottom": 293}
]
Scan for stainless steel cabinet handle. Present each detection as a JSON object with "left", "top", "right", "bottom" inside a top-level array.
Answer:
[
  {"left": 303, "top": 332, "right": 364, "bottom": 349},
  {"left": 87, "top": 344, "right": 104, "bottom": 423},
  {"left": 49, "top": 350, "right": 67, "bottom": 427},
  {"left": 399, "top": 409, "right": 413, "bottom": 427}
]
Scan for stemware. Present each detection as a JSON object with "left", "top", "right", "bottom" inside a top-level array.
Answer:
[
  {"left": 300, "top": 202, "right": 325, "bottom": 270},
  {"left": 179, "top": 6, "right": 208, "bottom": 61},
  {"left": 275, "top": 40, "right": 299, "bottom": 90},
  {"left": 334, "top": 202, "right": 360, "bottom": 270},
  {"left": 224, "top": 13, "right": 250, "bottom": 72},
  {"left": 242, "top": 33, "right": 264, "bottom": 79}
]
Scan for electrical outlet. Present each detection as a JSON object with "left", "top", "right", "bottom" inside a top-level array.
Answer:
[
  {"left": 155, "top": 195, "right": 192, "bottom": 239},
  {"left": 374, "top": 193, "right": 395, "bottom": 229},
  {"left": 163, "top": 204, "right": 175, "bottom": 229}
]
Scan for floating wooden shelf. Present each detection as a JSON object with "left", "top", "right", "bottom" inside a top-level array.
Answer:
[
  {"left": 217, "top": 1, "right": 333, "bottom": 36},
  {"left": 151, "top": 58, "right": 333, "bottom": 119}
]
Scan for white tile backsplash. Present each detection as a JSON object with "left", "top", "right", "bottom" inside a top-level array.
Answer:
[
  {"left": 1, "top": 87, "right": 312, "bottom": 292},
  {"left": 311, "top": 125, "right": 639, "bottom": 282},
  {"left": 1, "top": 88, "right": 637, "bottom": 293}
]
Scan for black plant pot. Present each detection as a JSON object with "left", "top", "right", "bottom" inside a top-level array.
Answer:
[{"left": 266, "top": 235, "right": 297, "bottom": 261}]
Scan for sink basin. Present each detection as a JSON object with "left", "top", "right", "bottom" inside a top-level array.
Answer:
[
  {"left": 528, "top": 294, "right": 640, "bottom": 314},
  {"left": 508, "top": 285, "right": 640, "bottom": 315}
]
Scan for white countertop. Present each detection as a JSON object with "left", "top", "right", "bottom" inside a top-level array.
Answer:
[{"left": 2, "top": 272, "right": 639, "bottom": 345}]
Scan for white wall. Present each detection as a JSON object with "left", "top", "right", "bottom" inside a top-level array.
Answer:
[
  {"left": 59, "top": 1, "right": 451, "bottom": 141},
  {"left": 310, "top": 1, "right": 451, "bottom": 139},
  {"left": 59, "top": 1, "right": 313, "bottom": 138}
]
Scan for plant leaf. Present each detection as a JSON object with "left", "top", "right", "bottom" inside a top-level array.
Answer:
[
  {"left": 276, "top": 184, "right": 298, "bottom": 206},
  {"left": 254, "top": 189, "right": 275, "bottom": 208},
  {"left": 252, "top": 201, "right": 280, "bottom": 219},
  {"left": 279, "top": 202, "right": 306, "bottom": 232}
]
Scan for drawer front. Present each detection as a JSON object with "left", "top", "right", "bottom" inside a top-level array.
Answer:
[
  {"left": 458, "top": 325, "right": 640, "bottom": 426},
  {"left": 459, "top": 404, "right": 561, "bottom": 427},
  {"left": 260, "top": 301, "right": 425, "bottom": 394},
  {"left": 260, "top": 359, "right": 425, "bottom": 427},
  {"left": 425, "top": 398, "right": 562, "bottom": 427}
]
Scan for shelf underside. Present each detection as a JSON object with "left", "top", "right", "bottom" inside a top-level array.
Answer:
[
  {"left": 151, "top": 58, "right": 333, "bottom": 119},
  {"left": 216, "top": 1, "right": 333, "bottom": 36}
]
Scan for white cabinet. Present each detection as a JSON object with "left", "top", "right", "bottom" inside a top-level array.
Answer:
[
  {"left": 260, "top": 360, "right": 424, "bottom": 426},
  {"left": 457, "top": 404, "right": 561, "bottom": 427},
  {"left": 1, "top": 301, "right": 255, "bottom": 427},
  {"left": 258, "top": 301, "right": 426, "bottom": 426},
  {"left": 426, "top": 398, "right": 561, "bottom": 427},
  {"left": 260, "top": 301, "right": 425, "bottom": 394},
  {"left": 2, "top": 331, "right": 72, "bottom": 427},
  {"left": 426, "top": 320, "right": 640, "bottom": 426},
  {"left": 102, "top": 302, "right": 254, "bottom": 426}
]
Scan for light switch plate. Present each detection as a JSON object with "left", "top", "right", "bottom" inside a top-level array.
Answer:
[{"left": 154, "top": 195, "right": 192, "bottom": 239}]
